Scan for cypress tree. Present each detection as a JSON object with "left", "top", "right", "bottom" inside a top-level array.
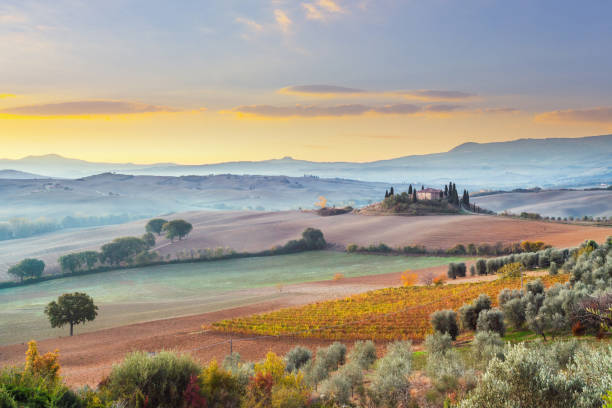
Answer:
[
  {"left": 385, "top": 190, "right": 389, "bottom": 198},
  {"left": 412, "top": 190, "right": 417, "bottom": 202},
  {"left": 444, "top": 185, "right": 448, "bottom": 197},
  {"left": 408, "top": 185, "right": 413, "bottom": 195},
  {"left": 390, "top": 187, "right": 394, "bottom": 196}
]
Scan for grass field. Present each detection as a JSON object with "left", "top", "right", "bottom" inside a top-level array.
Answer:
[
  {"left": 211, "top": 274, "right": 569, "bottom": 341},
  {"left": 0, "top": 251, "right": 465, "bottom": 345}
]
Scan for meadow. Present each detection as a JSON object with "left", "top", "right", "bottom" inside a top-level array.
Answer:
[
  {"left": 0, "top": 251, "right": 464, "bottom": 345},
  {"left": 211, "top": 274, "right": 569, "bottom": 341}
]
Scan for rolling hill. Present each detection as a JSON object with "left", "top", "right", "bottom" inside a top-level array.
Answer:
[{"left": 1, "top": 135, "right": 610, "bottom": 188}]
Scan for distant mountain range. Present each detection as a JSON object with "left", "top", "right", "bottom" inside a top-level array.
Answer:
[
  {"left": 1, "top": 135, "right": 610, "bottom": 189},
  {"left": 0, "top": 169, "right": 45, "bottom": 179}
]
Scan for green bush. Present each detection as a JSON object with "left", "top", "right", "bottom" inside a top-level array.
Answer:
[
  {"left": 476, "top": 308, "right": 506, "bottom": 337},
  {"left": 459, "top": 343, "right": 612, "bottom": 408},
  {"left": 369, "top": 341, "right": 412, "bottom": 407},
  {"left": 348, "top": 340, "right": 377, "bottom": 369},
  {"left": 0, "top": 366, "right": 79, "bottom": 408},
  {"left": 104, "top": 350, "right": 200, "bottom": 408},
  {"left": 430, "top": 310, "right": 459, "bottom": 340},
  {"left": 471, "top": 331, "right": 504, "bottom": 369},
  {"left": 284, "top": 346, "right": 312, "bottom": 373}
]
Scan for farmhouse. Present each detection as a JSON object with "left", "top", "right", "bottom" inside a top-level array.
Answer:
[{"left": 416, "top": 188, "right": 443, "bottom": 200}]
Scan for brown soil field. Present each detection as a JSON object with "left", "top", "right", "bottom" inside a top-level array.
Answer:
[
  {"left": 2, "top": 211, "right": 610, "bottom": 279},
  {"left": 0, "top": 266, "right": 550, "bottom": 387}
]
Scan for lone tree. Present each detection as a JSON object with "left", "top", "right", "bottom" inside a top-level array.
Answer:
[
  {"left": 8, "top": 258, "right": 45, "bottom": 283},
  {"left": 45, "top": 292, "right": 98, "bottom": 336},
  {"left": 145, "top": 218, "right": 168, "bottom": 235},
  {"left": 302, "top": 227, "right": 327, "bottom": 250},
  {"left": 162, "top": 219, "right": 193, "bottom": 241}
]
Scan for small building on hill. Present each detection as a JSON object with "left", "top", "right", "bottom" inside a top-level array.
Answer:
[{"left": 416, "top": 188, "right": 443, "bottom": 200}]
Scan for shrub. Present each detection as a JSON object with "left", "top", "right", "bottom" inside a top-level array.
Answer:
[
  {"left": 498, "top": 262, "right": 523, "bottom": 278},
  {"left": 285, "top": 346, "right": 312, "bottom": 373},
  {"left": 369, "top": 341, "right": 412, "bottom": 407},
  {"left": 401, "top": 271, "right": 418, "bottom": 287},
  {"left": 425, "top": 332, "right": 452, "bottom": 356},
  {"left": 475, "top": 259, "right": 487, "bottom": 275},
  {"left": 459, "top": 304, "right": 478, "bottom": 331},
  {"left": 348, "top": 340, "right": 377, "bottom": 369},
  {"left": 104, "top": 350, "right": 200, "bottom": 407},
  {"left": 549, "top": 261, "right": 558, "bottom": 275},
  {"left": 471, "top": 331, "right": 504, "bottom": 369},
  {"left": 459, "top": 294, "right": 491, "bottom": 331},
  {"left": 448, "top": 262, "right": 467, "bottom": 279},
  {"left": 305, "top": 343, "right": 346, "bottom": 387},
  {"left": 459, "top": 343, "right": 612, "bottom": 408},
  {"left": 501, "top": 297, "right": 526, "bottom": 329},
  {"left": 320, "top": 362, "right": 362, "bottom": 405},
  {"left": 470, "top": 265, "right": 476, "bottom": 276},
  {"left": 199, "top": 359, "right": 242, "bottom": 408},
  {"left": 430, "top": 310, "right": 459, "bottom": 340},
  {"left": 346, "top": 243, "right": 358, "bottom": 253},
  {"left": 476, "top": 308, "right": 506, "bottom": 337}
]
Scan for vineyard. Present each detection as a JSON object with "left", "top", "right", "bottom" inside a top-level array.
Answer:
[{"left": 209, "top": 274, "right": 569, "bottom": 341}]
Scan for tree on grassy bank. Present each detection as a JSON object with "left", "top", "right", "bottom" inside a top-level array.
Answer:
[
  {"left": 163, "top": 219, "right": 193, "bottom": 241},
  {"left": 7, "top": 258, "right": 44, "bottom": 283},
  {"left": 45, "top": 292, "right": 98, "bottom": 336},
  {"left": 145, "top": 218, "right": 168, "bottom": 235}
]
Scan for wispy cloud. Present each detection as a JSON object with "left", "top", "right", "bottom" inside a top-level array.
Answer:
[
  {"left": 227, "top": 103, "right": 449, "bottom": 118},
  {"left": 396, "top": 90, "right": 475, "bottom": 101},
  {"left": 274, "top": 9, "right": 292, "bottom": 33},
  {"left": 235, "top": 17, "right": 263, "bottom": 32},
  {"left": 0, "top": 93, "right": 17, "bottom": 99},
  {"left": 0, "top": 12, "right": 27, "bottom": 24},
  {"left": 534, "top": 107, "right": 612, "bottom": 125},
  {"left": 279, "top": 84, "right": 365, "bottom": 96},
  {"left": 302, "top": 0, "right": 344, "bottom": 20},
  {"left": 278, "top": 84, "right": 475, "bottom": 101},
  {"left": 0, "top": 100, "right": 182, "bottom": 116}
]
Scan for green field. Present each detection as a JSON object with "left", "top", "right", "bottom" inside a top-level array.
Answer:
[{"left": 0, "top": 251, "right": 466, "bottom": 345}]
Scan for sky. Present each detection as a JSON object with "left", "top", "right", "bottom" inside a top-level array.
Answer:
[{"left": 1, "top": 0, "right": 611, "bottom": 164}]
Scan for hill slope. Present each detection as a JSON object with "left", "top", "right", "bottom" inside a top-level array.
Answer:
[{"left": 1, "top": 135, "right": 610, "bottom": 188}]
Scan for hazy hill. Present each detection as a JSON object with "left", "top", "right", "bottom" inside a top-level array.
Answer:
[
  {"left": 1, "top": 135, "right": 610, "bottom": 188},
  {"left": 0, "top": 173, "right": 403, "bottom": 220},
  {"left": 472, "top": 190, "right": 612, "bottom": 218},
  {"left": 0, "top": 169, "right": 45, "bottom": 179}
]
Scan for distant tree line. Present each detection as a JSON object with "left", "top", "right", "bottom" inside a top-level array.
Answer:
[
  {"left": 0, "top": 214, "right": 140, "bottom": 241},
  {"left": 3, "top": 223, "right": 327, "bottom": 288},
  {"left": 347, "top": 240, "right": 550, "bottom": 257}
]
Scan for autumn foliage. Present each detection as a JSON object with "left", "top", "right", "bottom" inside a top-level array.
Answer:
[
  {"left": 210, "top": 275, "right": 568, "bottom": 341},
  {"left": 24, "top": 340, "right": 60, "bottom": 380}
]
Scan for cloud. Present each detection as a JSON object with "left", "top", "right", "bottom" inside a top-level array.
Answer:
[
  {"left": 235, "top": 17, "right": 264, "bottom": 32},
  {"left": 0, "top": 93, "right": 16, "bottom": 98},
  {"left": 423, "top": 104, "right": 461, "bottom": 112},
  {"left": 397, "top": 90, "right": 475, "bottom": 101},
  {"left": 274, "top": 9, "right": 292, "bottom": 33},
  {"left": 229, "top": 103, "right": 426, "bottom": 118},
  {"left": 479, "top": 107, "right": 520, "bottom": 114},
  {"left": 0, "top": 100, "right": 180, "bottom": 116},
  {"left": 0, "top": 13, "right": 27, "bottom": 24},
  {"left": 302, "top": 0, "right": 344, "bottom": 20},
  {"left": 534, "top": 107, "right": 612, "bottom": 125},
  {"left": 278, "top": 84, "right": 475, "bottom": 101},
  {"left": 279, "top": 84, "right": 365, "bottom": 96}
]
